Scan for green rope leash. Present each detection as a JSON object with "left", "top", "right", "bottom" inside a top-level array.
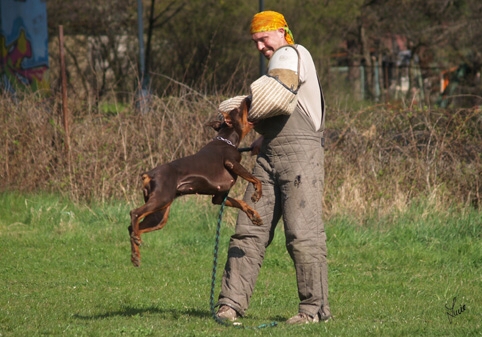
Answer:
[
  {"left": 209, "top": 194, "right": 231, "bottom": 326},
  {"left": 210, "top": 194, "right": 278, "bottom": 329}
]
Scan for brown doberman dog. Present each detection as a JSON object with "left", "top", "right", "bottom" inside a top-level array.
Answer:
[{"left": 128, "top": 98, "right": 262, "bottom": 267}]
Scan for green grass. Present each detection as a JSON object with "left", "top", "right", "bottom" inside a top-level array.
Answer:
[{"left": 0, "top": 192, "right": 481, "bottom": 336}]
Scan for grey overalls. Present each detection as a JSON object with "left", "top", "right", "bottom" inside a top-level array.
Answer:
[{"left": 217, "top": 103, "right": 329, "bottom": 318}]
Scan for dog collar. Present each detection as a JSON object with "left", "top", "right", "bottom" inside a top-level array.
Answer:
[{"left": 216, "top": 136, "right": 236, "bottom": 147}]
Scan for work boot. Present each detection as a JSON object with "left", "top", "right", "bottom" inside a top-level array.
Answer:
[
  {"left": 318, "top": 307, "right": 332, "bottom": 322},
  {"left": 286, "top": 312, "right": 319, "bottom": 324},
  {"left": 216, "top": 305, "right": 239, "bottom": 321}
]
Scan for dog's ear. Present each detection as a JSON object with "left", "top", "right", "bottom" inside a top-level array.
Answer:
[
  {"left": 206, "top": 120, "right": 223, "bottom": 131},
  {"left": 236, "top": 97, "right": 251, "bottom": 119}
]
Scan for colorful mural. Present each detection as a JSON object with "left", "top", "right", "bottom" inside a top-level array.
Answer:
[{"left": 0, "top": 0, "right": 49, "bottom": 93}]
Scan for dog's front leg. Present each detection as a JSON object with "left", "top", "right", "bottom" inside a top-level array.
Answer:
[
  {"left": 213, "top": 194, "right": 263, "bottom": 226},
  {"left": 225, "top": 160, "right": 262, "bottom": 202},
  {"left": 226, "top": 197, "right": 263, "bottom": 226}
]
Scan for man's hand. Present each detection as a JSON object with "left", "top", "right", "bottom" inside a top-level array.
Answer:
[{"left": 250, "top": 136, "right": 264, "bottom": 156}]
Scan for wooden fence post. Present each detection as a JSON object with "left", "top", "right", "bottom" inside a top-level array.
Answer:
[{"left": 58, "top": 25, "right": 70, "bottom": 155}]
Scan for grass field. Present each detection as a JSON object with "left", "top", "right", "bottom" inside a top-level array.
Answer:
[{"left": 0, "top": 192, "right": 480, "bottom": 336}]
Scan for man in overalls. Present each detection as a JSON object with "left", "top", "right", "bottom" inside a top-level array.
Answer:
[{"left": 216, "top": 10, "right": 331, "bottom": 325}]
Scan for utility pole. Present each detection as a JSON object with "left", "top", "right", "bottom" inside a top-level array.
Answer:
[{"left": 136, "top": 0, "right": 149, "bottom": 113}]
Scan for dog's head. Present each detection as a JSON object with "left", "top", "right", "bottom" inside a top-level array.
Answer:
[
  {"left": 207, "top": 97, "right": 254, "bottom": 141},
  {"left": 222, "top": 98, "right": 253, "bottom": 140}
]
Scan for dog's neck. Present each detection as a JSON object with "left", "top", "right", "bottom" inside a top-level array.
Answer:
[{"left": 215, "top": 126, "right": 241, "bottom": 148}]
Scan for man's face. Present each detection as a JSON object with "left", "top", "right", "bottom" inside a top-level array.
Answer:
[{"left": 251, "top": 28, "right": 287, "bottom": 59}]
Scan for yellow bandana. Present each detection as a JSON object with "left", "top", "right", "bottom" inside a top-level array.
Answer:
[{"left": 249, "top": 11, "right": 295, "bottom": 45}]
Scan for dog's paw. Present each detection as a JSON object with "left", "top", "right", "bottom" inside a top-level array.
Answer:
[
  {"left": 250, "top": 192, "right": 262, "bottom": 203},
  {"left": 130, "top": 237, "right": 142, "bottom": 267},
  {"left": 246, "top": 208, "right": 263, "bottom": 226},
  {"left": 131, "top": 254, "right": 141, "bottom": 267},
  {"left": 250, "top": 181, "right": 262, "bottom": 202},
  {"left": 252, "top": 216, "right": 263, "bottom": 226}
]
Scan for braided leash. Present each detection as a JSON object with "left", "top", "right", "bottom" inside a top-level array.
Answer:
[
  {"left": 209, "top": 193, "right": 278, "bottom": 329},
  {"left": 209, "top": 194, "right": 231, "bottom": 326}
]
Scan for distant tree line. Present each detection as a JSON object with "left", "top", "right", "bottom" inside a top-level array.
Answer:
[{"left": 46, "top": 0, "right": 482, "bottom": 107}]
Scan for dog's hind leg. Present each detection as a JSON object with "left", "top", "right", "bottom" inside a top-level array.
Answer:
[
  {"left": 129, "top": 207, "right": 146, "bottom": 267},
  {"left": 137, "top": 203, "right": 171, "bottom": 235},
  {"left": 129, "top": 202, "right": 172, "bottom": 267}
]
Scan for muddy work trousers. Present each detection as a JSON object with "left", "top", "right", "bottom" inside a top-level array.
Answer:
[{"left": 217, "top": 133, "right": 329, "bottom": 318}]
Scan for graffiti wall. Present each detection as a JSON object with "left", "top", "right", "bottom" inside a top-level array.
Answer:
[{"left": 0, "top": 0, "right": 49, "bottom": 93}]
